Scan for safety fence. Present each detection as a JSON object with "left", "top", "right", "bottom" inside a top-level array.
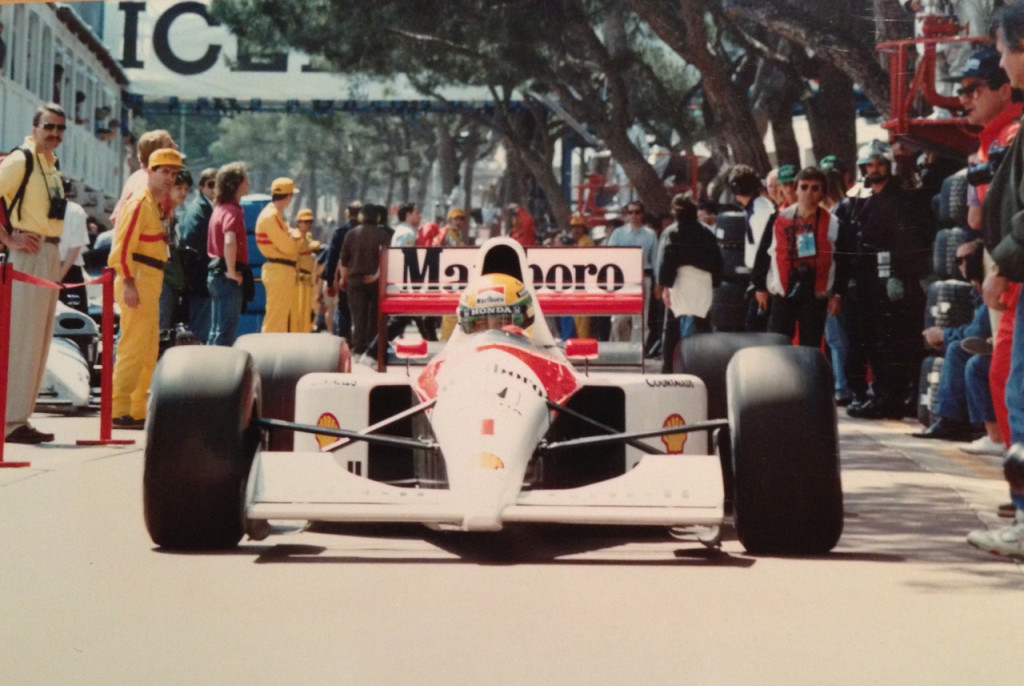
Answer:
[{"left": 0, "top": 260, "right": 133, "bottom": 468}]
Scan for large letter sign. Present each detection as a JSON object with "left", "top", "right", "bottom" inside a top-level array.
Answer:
[{"left": 152, "top": 2, "right": 222, "bottom": 75}]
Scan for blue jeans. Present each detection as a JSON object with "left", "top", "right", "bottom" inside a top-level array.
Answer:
[
  {"left": 187, "top": 293, "right": 211, "bottom": 344},
  {"left": 935, "top": 342, "right": 971, "bottom": 422},
  {"left": 825, "top": 312, "right": 849, "bottom": 399},
  {"left": 207, "top": 273, "right": 242, "bottom": 346},
  {"left": 1008, "top": 292, "right": 1024, "bottom": 444},
  {"left": 965, "top": 353, "right": 995, "bottom": 424}
]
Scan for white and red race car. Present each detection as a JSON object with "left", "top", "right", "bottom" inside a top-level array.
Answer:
[{"left": 143, "top": 238, "right": 842, "bottom": 555}]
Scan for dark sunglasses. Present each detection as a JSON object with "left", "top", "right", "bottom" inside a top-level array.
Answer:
[
  {"left": 626, "top": 209, "right": 643, "bottom": 215},
  {"left": 956, "top": 255, "right": 971, "bottom": 265},
  {"left": 204, "top": 181, "right": 216, "bottom": 188},
  {"left": 956, "top": 82, "right": 985, "bottom": 98},
  {"left": 799, "top": 183, "right": 822, "bottom": 192},
  {"left": 38, "top": 122, "right": 67, "bottom": 131}
]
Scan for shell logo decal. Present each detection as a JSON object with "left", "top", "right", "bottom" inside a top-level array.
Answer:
[
  {"left": 479, "top": 452, "right": 505, "bottom": 470},
  {"left": 315, "top": 413, "right": 341, "bottom": 449},
  {"left": 661, "top": 414, "right": 687, "bottom": 454}
]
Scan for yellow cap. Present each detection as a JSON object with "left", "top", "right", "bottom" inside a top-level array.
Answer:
[
  {"left": 447, "top": 207, "right": 466, "bottom": 220},
  {"left": 297, "top": 209, "right": 314, "bottom": 221},
  {"left": 148, "top": 148, "right": 185, "bottom": 170},
  {"left": 271, "top": 177, "right": 299, "bottom": 194}
]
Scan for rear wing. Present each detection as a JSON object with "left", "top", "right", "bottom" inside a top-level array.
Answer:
[{"left": 376, "top": 245, "right": 645, "bottom": 367}]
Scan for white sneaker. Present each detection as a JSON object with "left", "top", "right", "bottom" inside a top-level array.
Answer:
[
  {"left": 967, "top": 519, "right": 1024, "bottom": 559},
  {"left": 960, "top": 436, "right": 1006, "bottom": 456}
]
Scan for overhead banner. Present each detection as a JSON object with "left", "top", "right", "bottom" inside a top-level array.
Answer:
[{"left": 102, "top": 0, "right": 490, "bottom": 101}]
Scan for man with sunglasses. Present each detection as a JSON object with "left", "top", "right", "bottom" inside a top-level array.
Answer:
[
  {"left": 752, "top": 167, "right": 842, "bottom": 347},
  {"left": 951, "top": 47, "right": 1022, "bottom": 461},
  {"left": 608, "top": 201, "right": 657, "bottom": 344},
  {"left": 110, "top": 129, "right": 177, "bottom": 228},
  {"left": 177, "top": 167, "right": 218, "bottom": 343},
  {"left": 0, "top": 103, "right": 67, "bottom": 443}
]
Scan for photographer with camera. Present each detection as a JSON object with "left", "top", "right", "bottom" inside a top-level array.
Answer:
[
  {"left": 752, "top": 167, "right": 843, "bottom": 347},
  {"left": 967, "top": 2, "right": 1024, "bottom": 558},
  {"left": 0, "top": 103, "right": 67, "bottom": 444},
  {"left": 957, "top": 47, "right": 1021, "bottom": 233},
  {"left": 949, "top": 46, "right": 1023, "bottom": 468}
]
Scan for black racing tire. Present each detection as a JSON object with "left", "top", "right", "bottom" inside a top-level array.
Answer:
[
  {"left": 234, "top": 333, "right": 350, "bottom": 451},
  {"left": 938, "top": 172, "right": 968, "bottom": 228},
  {"left": 727, "top": 345, "right": 844, "bottom": 554},
  {"left": 924, "top": 279, "right": 976, "bottom": 330},
  {"left": 710, "top": 280, "right": 748, "bottom": 332},
  {"left": 144, "top": 346, "right": 261, "bottom": 550},
  {"left": 675, "top": 331, "right": 790, "bottom": 503},
  {"left": 675, "top": 331, "right": 791, "bottom": 419},
  {"left": 932, "top": 227, "right": 969, "bottom": 279}
]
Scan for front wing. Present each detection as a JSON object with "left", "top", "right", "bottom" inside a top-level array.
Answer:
[{"left": 247, "top": 451, "right": 724, "bottom": 529}]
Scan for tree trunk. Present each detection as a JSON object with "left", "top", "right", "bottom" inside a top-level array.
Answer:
[
  {"left": 804, "top": 61, "right": 858, "bottom": 169},
  {"left": 436, "top": 120, "right": 458, "bottom": 199},
  {"left": 625, "top": 0, "right": 771, "bottom": 173},
  {"left": 721, "top": 0, "right": 891, "bottom": 116},
  {"left": 462, "top": 143, "right": 478, "bottom": 217}
]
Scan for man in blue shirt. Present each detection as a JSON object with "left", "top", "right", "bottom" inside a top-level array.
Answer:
[{"left": 608, "top": 200, "right": 658, "bottom": 343}]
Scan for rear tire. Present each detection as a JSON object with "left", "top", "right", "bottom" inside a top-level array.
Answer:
[
  {"left": 728, "top": 345, "right": 844, "bottom": 554},
  {"left": 144, "top": 346, "right": 261, "bottom": 550},
  {"left": 235, "top": 333, "right": 350, "bottom": 450}
]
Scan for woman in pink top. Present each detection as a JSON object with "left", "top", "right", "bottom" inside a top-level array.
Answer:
[{"left": 205, "top": 162, "right": 250, "bottom": 345}]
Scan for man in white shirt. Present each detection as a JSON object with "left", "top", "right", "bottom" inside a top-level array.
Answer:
[
  {"left": 57, "top": 181, "right": 90, "bottom": 314},
  {"left": 391, "top": 202, "right": 421, "bottom": 247}
]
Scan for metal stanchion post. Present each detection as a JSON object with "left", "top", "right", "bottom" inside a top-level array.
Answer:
[{"left": 78, "top": 267, "right": 134, "bottom": 446}]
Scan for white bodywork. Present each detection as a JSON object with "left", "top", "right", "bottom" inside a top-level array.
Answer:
[
  {"left": 37, "top": 338, "right": 92, "bottom": 412},
  {"left": 245, "top": 238, "right": 724, "bottom": 532},
  {"left": 36, "top": 305, "right": 98, "bottom": 413}
]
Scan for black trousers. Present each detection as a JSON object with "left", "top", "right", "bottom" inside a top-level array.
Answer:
[
  {"left": 844, "top": 278, "right": 922, "bottom": 407},
  {"left": 767, "top": 293, "right": 828, "bottom": 347}
]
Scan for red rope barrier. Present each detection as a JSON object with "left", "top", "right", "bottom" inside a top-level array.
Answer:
[{"left": 0, "top": 261, "right": 135, "bottom": 459}]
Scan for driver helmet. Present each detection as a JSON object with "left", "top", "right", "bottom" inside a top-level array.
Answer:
[
  {"left": 857, "top": 139, "right": 894, "bottom": 177},
  {"left": 457, "top": 273, "right": 535, "bottom": 334}
]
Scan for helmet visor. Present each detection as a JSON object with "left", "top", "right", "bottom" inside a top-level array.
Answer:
[{"left": 459, "top": 305, "right": 533, "bottom": 333}]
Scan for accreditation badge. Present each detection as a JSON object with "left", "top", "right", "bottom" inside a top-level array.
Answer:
[
  {"left": 877, "top": 251, "right": 891, "bottom": 279},
  {"left": 796, "top": 232, "right": 817, "bottom": 258}
]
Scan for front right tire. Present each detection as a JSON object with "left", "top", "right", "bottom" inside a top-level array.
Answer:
[{"left": 727, "top": 345, "right": 844, "bottom": 554}]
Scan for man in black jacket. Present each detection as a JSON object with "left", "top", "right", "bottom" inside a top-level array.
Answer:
[
  {"left": 840, "top": 141, "right": 929, "bottom": 419},
  {"left": 658, "top": 195, "right": 723, "bottom": 372}
]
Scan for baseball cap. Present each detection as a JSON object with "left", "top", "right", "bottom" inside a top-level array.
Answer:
[
  {"left": 148, "top": 148, "right": 185, "bottom": 170},
  {"left": 777, "top": 164, "right": 798, "bottom": 184},
  {"left": 447, "top": 207, "right": 466, "bottom": 220},
  {"left": 296, "top": 209, "right": 314, "bottom": 221},
  {"left": 569, "top": 215, "right": 587, "bottom": 226},
  {"left": 950, "top": 47, "right": 1009, "bottom": 87},
  {"left": 819, "top": 155, "right": 845, "bottom": 173},
  {"left": 270, "top": 177, "right": 299, "bottom": 194}
]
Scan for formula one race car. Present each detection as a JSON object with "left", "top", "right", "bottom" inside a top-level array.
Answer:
[{"left": 143, "top": 238, "right": 843, "bottom": 555}]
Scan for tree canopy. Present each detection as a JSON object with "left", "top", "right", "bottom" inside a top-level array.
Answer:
[{"left": 203, "top": 0, "right": 930, "bottom": 227}]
